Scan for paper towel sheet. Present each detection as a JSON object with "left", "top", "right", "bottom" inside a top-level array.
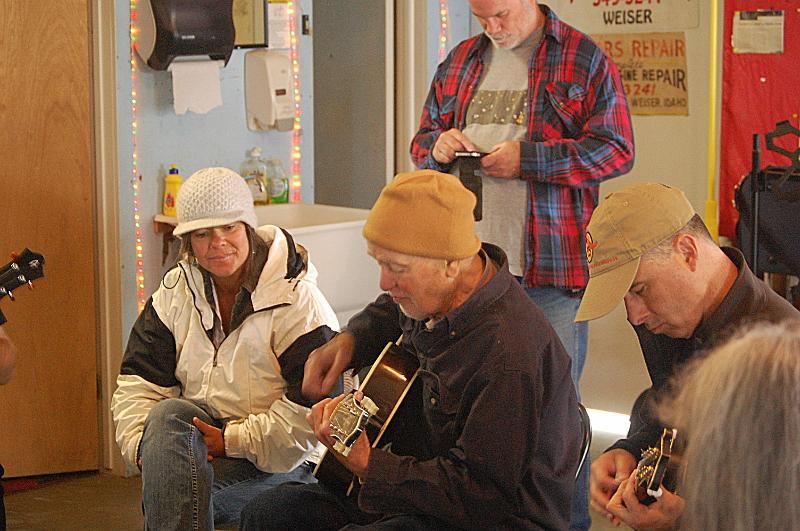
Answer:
[{"left": 169, "top": 60, "right": 224, "bottom": 115}]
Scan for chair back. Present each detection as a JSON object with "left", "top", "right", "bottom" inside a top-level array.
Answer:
[{"left": 577, "top": 402, "right": 592, "bottom": 479}]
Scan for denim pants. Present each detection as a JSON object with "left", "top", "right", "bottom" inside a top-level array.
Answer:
[
  {"left": 522, "top": 285, "right": 591, "bottom": 531},
  {"left": 140, "top": 398, "right": 315, "bottom": 530},
  {"left": 239, "top": 481, "right": 461, "bottom": 531}
]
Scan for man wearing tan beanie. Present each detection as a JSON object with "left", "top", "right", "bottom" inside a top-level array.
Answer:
[{"left": 240, "top": 170, "right": 582, "bottom": 530}]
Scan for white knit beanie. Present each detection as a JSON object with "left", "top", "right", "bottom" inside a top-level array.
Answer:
[{"left": 173, "top": 167, "right": 258, "bottom": 236}]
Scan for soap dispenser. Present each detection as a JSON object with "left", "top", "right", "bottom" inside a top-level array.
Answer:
[{"left": 241, "top": 148, "right": 269, "bottom": 205}]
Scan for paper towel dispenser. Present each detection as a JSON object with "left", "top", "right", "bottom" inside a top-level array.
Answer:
[
  {"left": 138, "top": 0, "right": 235, "bottom": 71},
  {"left": 245, "top": 50, "right": 293, "bottom": 132}
]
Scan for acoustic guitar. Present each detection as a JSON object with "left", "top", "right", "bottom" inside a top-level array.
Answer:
[
  {"left": 634, "top": 427, "right": 677, "bottom": 505},
  {"left": 313, "top": 337, "right": 419, "bottom": 496},
  {"left": 0, "top": 249, "right": 45, "bottom": 322}
]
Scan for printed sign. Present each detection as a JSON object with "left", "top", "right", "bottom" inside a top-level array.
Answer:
[
  {"left": 594, "top": 32, "right": 689, "bottom": 115},
  {"left": 732, "top": 10, "right": 784, "bottom": 54},
  {"left": 547, "top": 0, "right": 699, "bottom": 33},
  {"left": 268, "top": 1, "right": 291, "bottom": 50}
]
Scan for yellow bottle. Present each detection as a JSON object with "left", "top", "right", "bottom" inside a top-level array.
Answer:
[{"left": 163, "top": 164, "right": 182, "bottom": 217}]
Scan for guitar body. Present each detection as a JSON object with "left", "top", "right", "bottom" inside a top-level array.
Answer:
[{"left": 314, "top": 339, "right": 420, "bottom": 495}]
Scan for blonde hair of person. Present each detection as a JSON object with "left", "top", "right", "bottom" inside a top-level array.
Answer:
[{"left": 661, "top": 321, "right": 800, "bottom": 531}]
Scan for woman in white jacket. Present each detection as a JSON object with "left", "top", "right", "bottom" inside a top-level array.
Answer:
[{"left": 111, "top": 167, "right": 339, "bottom": 530}]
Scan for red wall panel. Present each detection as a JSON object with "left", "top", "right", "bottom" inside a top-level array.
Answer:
[{"left": 720, "top": 1, "right": 800, "bottom": 237}]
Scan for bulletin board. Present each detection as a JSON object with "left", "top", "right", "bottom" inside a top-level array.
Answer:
[{"left": 719, "top": 2, "right": 800, "bottom": 238}]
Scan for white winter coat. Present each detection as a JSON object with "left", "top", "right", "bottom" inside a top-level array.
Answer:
[{"left": 111, "top": 226, "right": 338, "bottom": 474}]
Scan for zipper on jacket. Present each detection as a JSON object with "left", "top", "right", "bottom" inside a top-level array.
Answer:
[{"left": 209, "top": 302, "right": 292, "bottom": 369}]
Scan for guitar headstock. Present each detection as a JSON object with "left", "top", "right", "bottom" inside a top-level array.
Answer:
[
  {"left": 634, "top": 428, "right": 677, "bottom": 505},
  {"left": 0, "top": 249, "right": 45, "bottom": 320}
]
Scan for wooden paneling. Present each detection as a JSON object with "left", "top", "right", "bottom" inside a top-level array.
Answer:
[{"left": 0, "top": 0, "right": 99, "bottom": 476}]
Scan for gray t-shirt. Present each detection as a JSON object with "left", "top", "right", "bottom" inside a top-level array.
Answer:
[{"left": 462, "top": 28, "right": 543, "bottom": 276}]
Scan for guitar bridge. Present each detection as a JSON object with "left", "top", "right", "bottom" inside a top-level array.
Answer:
[{"left": 329, "top": 393, "right": 379, "bottom": 457}]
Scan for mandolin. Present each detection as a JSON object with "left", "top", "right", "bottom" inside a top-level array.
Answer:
[{"left": 634, "top": 427, "right": 677, "bottom": 505}]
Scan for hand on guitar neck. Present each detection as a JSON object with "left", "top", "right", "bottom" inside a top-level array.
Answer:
[
  {"left": 606, "top": 473, "right": 684, "bottom": 530},
  {"left": 605, "top": 429, "right": 684, "bottom": 530}
]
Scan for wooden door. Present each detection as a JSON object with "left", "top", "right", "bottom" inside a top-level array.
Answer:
[{"left": 0, "top": 0, "right": 99, "bottom": 476}]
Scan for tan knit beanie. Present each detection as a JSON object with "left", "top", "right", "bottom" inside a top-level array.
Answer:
[{"left": 363, "top": 170, "right": 481, "bottom": 260}]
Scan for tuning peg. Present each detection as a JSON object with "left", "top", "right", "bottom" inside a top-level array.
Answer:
[
  {"left": 7, "top": 291, "right": 14, "bottom": 301},
  {"left": 10, "top": 251, "right": 17, "bottom": 260},
  {"left": 27, "top": 280, "right": 34, "bottom": 290}
]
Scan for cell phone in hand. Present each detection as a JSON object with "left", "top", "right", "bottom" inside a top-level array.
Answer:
[{"left": 456, "top": 154, "right": 483, "bottom": 221}]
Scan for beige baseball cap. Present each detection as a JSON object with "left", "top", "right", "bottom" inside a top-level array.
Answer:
[{"left": 575, "top": 183, "right": 696, "bottom": 321}]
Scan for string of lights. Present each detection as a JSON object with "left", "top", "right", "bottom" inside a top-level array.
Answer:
[
  {"left": 130, "top": 0, "right": 146, "bottom": 312},
  {"left": 287, "top": 1, "right": 302, "bottom": 203},
  {"left": 438, "top": 1, "right": 451, "bottom": 63}
]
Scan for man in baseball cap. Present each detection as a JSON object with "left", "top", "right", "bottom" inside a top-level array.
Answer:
[
  {"left": 240, "top": 170, "right": 582, "bottom": 530},
  {"left": 579, "top": 182, "right": 799, "bottom": 529}
]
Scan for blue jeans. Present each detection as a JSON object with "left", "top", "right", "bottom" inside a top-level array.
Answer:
[
  {"left": 239, "top": 481, "right": 462, "bottom": 530},
  {"left": 522, "top": 285, "right": 590, "bottom": 531},
  {"left": 140, "top": 398, "right": 315, "bottom": 530}
]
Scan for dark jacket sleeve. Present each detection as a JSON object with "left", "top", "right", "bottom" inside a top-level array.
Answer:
[
  {"left": 345, "top": 293, "right": 403, "bottom": 371},
  {"left": 607, "top": 327, "right": 690, "bottom": 458},
  {"left": 607, "top": 388, "right": 662, "bottom": 458},
  {"left": 120, "top": 297, "right": 180, "bottom": 388},
  {"left": 278, "top": 325, "right": 338, "bottom": 407}
]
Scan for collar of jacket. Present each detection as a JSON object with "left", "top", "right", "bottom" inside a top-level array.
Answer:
[
  {"left": 693, "top": 246, "right": 758, "bottom": 345},
  {"left": 436, "top": 242, "right": 513, "bottom": 339}
]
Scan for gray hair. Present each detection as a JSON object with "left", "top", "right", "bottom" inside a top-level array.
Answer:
[
  {"left": 660, "top": 321, "right": 800, "bottom": 531},
  {"left": 642, "top": 214, "right": 714, "bottom": 262}
]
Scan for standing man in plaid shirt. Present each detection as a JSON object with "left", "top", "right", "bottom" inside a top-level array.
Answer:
[{"left": 410, "top": 1, "right": 633, "bottom": 529}]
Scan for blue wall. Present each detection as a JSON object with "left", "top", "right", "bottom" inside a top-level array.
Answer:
[{"left": 114, "top": 0, "right": 315, "bottom": 335}]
